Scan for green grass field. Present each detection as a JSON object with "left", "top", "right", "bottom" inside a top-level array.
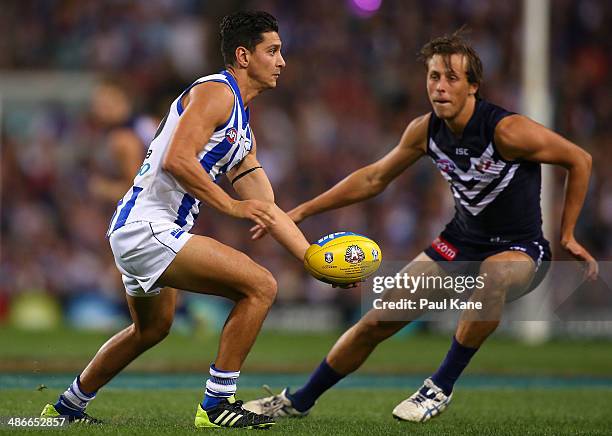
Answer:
[
  {"left": 1, "top": 327, "right": 611, "bottom": 435},
  {"left": 2, "top": 388, "right": 612, "bottom": 435}
]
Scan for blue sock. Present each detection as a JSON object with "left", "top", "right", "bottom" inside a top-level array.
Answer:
[
  {"left": 287, "top": 359, "right": 344, "bottom": 412},
  {"left": 54, "top": 375, "right": 96, "bottom": 416},
  {"left": 202, "top": 395, "right": 222, "bottom": 410},
  {"left": 201, "top": 364, "right": 240, "bottom": 411},
  {"left": 431, "top": 336, "right": 479, "bottom": 395}
]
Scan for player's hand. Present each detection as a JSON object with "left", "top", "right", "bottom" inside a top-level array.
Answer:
[
  {"left": 250, "top": 223, "right": 268, "bottom": 240},
  {"left": 287, "top": 205, "right": 307, "bottom": 224},
  {"left": 332, "top": 282, "right": 361, "bottom": 289},
  {"left": 561, "top": 236, "right": 598, "bottom": 281},
  {"left": 250, "top": 204, "right": 307, "bottom": 240},
  {"left": 230, "top": 200, "right": 276, "bottom": 229}
]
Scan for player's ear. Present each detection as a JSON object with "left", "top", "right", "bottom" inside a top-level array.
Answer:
[
  {"left": 468, "top": 82, "right": 478, "bottom": 96},
  {"left": 235, "top": 46, "right": 250, "bottom": 68}
]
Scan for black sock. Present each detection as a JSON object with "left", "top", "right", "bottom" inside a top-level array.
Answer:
[
  {"left": 287, "top": 359, "right": 344, "bottom": 412},
  {"left": 430, "top": 336, "right": 479, "bottom": 395}
]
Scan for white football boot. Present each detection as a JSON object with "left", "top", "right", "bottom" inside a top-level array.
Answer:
[
  {"left": 392, "top": 378, "right": 452, "bottom": 422},
  {"left": 243, "top": 386, "right": 309, "bottom": 418}
]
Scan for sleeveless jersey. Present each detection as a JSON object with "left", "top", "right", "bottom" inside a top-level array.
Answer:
[
  {"left": 107, "top": 70, "right": 253, "bottom": 235},
  {"left": 427, "top": 99, "right": 543, "bottom": 243}
]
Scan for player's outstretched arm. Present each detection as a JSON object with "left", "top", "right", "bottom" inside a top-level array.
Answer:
[
  {"left": 288, "top": 114, "right": 430, "bottom": 224},
  {"left": 228, "top": 141, "right": 310, "bottom": 261},
  {"left": 162, "top": 83, "right": 276, "bottom": 230},
  {"left": 495, "top": 114, "right": 598, "bottom": 279}
]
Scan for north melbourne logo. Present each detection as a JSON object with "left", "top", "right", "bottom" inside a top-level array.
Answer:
[
  {"left": 225, "top": 127, "right": 238, "bottom": 144},
  {"left": 345, "top": 245, "right": 365, "bottom": 264}
]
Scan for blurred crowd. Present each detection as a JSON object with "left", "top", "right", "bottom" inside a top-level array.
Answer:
[{"left": 1, "top": 0, "right": 610, "bottom": 315}]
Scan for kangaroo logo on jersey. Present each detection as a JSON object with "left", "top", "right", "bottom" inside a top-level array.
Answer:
[
  {"left": 436, "top": 159, "right": 456, "bottom": 174},
  {"left": 345, "top": 245, "right": 365, "bottom": 264},
  {"left": 225, "top": 127, "right": 238, "bottom": 144}
]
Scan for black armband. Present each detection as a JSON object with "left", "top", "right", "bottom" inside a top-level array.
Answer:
[{"left": 230, "top": 166, "right": 262, "bottom": 185}]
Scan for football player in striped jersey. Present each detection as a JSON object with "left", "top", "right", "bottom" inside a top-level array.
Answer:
[{"left": 42, "top": 11, "right": 309, "bottom": 429}]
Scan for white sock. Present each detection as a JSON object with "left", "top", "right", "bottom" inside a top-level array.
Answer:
[{"left": 58, "top": 376, "right": 96, "bottom": 412}]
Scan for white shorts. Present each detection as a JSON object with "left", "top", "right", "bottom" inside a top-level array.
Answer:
[{"left": 108, "top": 221, "right": 192, "bottom": 297}]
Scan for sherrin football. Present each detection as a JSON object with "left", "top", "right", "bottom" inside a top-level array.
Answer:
[{"left": 304, "top": 232, "right": 382, "bottom": 285}]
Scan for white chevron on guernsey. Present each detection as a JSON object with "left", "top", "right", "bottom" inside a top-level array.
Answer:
[{"left": 429, "top": 139, "right": 519, "bottom": 215}]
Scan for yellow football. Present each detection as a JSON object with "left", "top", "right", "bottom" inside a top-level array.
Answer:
[{"left": 304, "top": 232, "right": 382, "bottom": 285}]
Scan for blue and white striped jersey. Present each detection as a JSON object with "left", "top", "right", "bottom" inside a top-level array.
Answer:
[{"left": 107, "top": 70, "right": 253, "bottom": 235}]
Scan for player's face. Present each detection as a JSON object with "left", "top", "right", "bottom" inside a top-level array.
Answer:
[
  {"left": 248, "top": 32, "right": 286, "bottom": 89},
  {"left": 426, "top": 54, "right": 477, "bottom": 120}
]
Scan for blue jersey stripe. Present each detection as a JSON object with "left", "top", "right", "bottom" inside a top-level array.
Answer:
[
  {"left": 218, "top": 141, "right": 243, "bottom": 174},
  {"left": 176, "top": 78, "right": 232, "bottom": 118},
  {"left": 174, "top": 193, "right": 196, "bottom": 227},
  {"left": 106, "top": 199, "right": 123, "bottom": 237},
  {"left": 200, "top": 137, "right": 234, "bottom": 174},
  {"left": 112, "top": 187, "right": 144, "bottom": 232},
  {"left": 222, "top": 71, "right": 247, "bottom": 124}
]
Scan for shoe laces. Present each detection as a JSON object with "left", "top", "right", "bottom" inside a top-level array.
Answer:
[
  {"left": 260, "top": 385, "right": 285, "bottom": 410},
  {"left": 411, "top": 392, "right": 429, "bottom": 406},
  {"left": 410, "top": 380, "right": 442, "bottom": 406}
]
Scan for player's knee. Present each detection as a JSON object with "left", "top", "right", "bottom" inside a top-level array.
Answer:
[
  {"left": 248, "top": 269, "right": 278, "bottom": 306},
  {"left": 481, "top": 268, "right": 514, "bottom": 299},
  {"left": 136, "top": 317, "right": 173, "bottom": 347},
  {"left": 356, "top": 318, "right": 405, "bottom": 344}
]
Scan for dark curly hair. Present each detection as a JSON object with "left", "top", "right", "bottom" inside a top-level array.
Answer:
[
  {"left": 220, "top": 11, "right": 279, "bottom": 67},
  {"left": 419, "top": 28, "right": 483, "bottom": 97}
]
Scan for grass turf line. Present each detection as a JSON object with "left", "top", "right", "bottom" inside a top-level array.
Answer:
[
  {"left": 2, "top": 327, "right": 612, "bottom": 376},
  {"left": 1, "top": 388, "right": 611, "bottom": 435}
]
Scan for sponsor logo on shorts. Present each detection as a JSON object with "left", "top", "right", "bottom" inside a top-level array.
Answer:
[
  {"left": 225, "top": 127, "right": 238, "bottom": 144},
  {"left": 345, "top": 245, "right": 365, "bottom": 264},
  {"left": 490, "top": 236, "right": 510, "bottom": 243},
  {"left": 324, "top": 252, "right": 334, "bottom": 263},
  {"left": 170, "top": 228, "right": 185, "bottom": 239},
  {"left": 432, "top": 236, "right": 458, "bottom": 261}
]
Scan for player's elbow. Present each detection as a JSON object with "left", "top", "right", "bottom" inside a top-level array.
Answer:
[
  {"left": 161, "top": 154, "right": 176, "bottom": 173},
  {"left": 359, "top": 166, "right": 383, "bottom": 197},
  {"left": 572, "top": 148, "right": 592, "bottom": 174},
  {"left": 582, "top": 150, "right": 592, "bottom": 171},
  {"left": 367, "top": 174, "right": 388, "bottom": 197},
  {"left": 162, "top": 154, "right": 186, "bottom": 176}
]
